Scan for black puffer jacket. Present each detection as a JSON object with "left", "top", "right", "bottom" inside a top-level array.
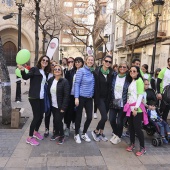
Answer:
[
  {"left": 47, "top": 77, "right": 70, "bottom": 112},
  {"left": 93, "top": 66, "right": 113, "bottom": 105},
  {"left": 21, "top": 67, "right": 45, "bottom": 99}
]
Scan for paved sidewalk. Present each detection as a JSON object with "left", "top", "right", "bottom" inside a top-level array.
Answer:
[{"left": 0, "top": 74, "right": 170, "bottom": 170}]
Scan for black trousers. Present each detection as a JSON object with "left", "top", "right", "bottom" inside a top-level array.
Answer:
[
  {"left": 44, "top": 109, "right": 55, "bottom": 132},
  {"left": 29, "top": 99, "right": 44, "bottom": 137},
  {"left": 109, "top": 108, "right": 125, "bottom": 138},
  {"left": 96, "top": 98, "right": 108, "bottom": 131},
  {"left": 51, "top": 107, "right": 65, "bottom": 136},
  {"left": 160, "top": 100, "right": 170, "bottom": 121},
  {"left": 128, "top": 112, "right": 144, "bottom": 148},
  {"left": 64, "top": 95, "right": 76, "bottom": 129},
  {"left": 75, "top": 96, "right": 93, "bottom": 135}
]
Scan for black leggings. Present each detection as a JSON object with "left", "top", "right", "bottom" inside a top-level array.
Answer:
[
  {"left": 109, "top": 108, "right": 125, "bottom": 138},
  {"left": 128, "top": 112, "right": 144, "bottom": 148},
  {"left": 29, "top": 99, "right": 44, "bottom": 137},
  {"left": 44, "top": 109, "right": 55, "bottom": 132},
  {"left": 75, "top": 96, "right": 93, "bottom": 135},
  {"left": 96, "top": 98, "right": 108, "bottom": 131},
  {"left": 51, "top": 107, "right": 65, "bottom": 136},
  {"left": 64, "top": 95, "right": 76, "bottom": 129}
]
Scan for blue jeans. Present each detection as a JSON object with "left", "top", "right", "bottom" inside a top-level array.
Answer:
[
  {"left": 156, "top": 120, "right": 170, "bottom": 137},
  {"left": 109, "top": 108, "right": 125, "bottom": 138}
]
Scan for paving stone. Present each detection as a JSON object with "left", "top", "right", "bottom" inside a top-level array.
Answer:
[
  {"left": 0, "top": 157, "right": 9, "bottom": 167},
  {"left": 5, "top": 158, "right": 28, "bottom": 168},
  {"left": 66, "top": 157, "right": 86, "bottom": 166},
  {"left": 85, "top": 156, "right": 105, "bottom": 166},
  {"left": 47, "top": 157, "right": 67, "bottom": 167}
]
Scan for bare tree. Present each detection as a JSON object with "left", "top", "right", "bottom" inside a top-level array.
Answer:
[
  {"left": 0, "top": 37, "right": 12, "bottom": 124},
  {"left": 117, "top": 0, "right": 151, "bottom": 62},
  {"left": 62, "top": 0, "right": 109, "bottom": 57},
  {"left": 25, "top": 0, "right": 64, "bottom": 58}
]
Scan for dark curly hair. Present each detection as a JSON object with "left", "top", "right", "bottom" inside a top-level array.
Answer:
[{"left": 36, "top": 55, "right": 51, "bottom": 73}]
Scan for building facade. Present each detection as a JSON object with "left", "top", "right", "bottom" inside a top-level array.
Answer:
[{"left": 113, "top": 0, "right": 170, "bottom": 69}]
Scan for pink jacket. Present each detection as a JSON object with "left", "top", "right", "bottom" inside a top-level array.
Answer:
[{"left": 123, "top": 102, "right": 149, "bottom": 125}]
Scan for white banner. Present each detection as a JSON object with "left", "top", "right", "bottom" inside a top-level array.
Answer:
[
  {"left": 46, "top": 37, "right": 59, "bottom": 60},
  {"left": 86, "top": 46, "right": 93, "bottom": 56}
]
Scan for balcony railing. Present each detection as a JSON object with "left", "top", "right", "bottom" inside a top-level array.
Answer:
[
  {"left": 115, "top": 37, "right": 125, "bottom": 48},
  {"left": 125, "top": 20, "right": 167, "bottom": 45}
]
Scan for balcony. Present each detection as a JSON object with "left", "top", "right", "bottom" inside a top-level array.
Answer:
[
  {"left": 125, "top": 20, "right": 167, "bottom": 45},
  {"left": 116, "top": 37, "right": 125, "bottom": 48},
  {"left": 130, "top": 0, "right": 140, "bottom": 9},
  {"left": 117, "top": 2, "right": 129, "bottom": 16}
]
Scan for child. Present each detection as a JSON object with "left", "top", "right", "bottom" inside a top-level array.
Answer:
[{"left": 147, "top": 100, "right": 170, "bottom": 144}]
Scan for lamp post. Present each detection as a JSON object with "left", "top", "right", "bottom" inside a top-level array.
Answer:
[
  {"left": 15, "top": 0, "right": 25, "bottom": 102},
  {"left": 34, "top": 0, "right": 41, "bottom": 65},
  {"left": 151, "top": 0, "right": 164, "bottom": 76},
  {"left": 103, "top": 34, "right": 109, "bottom": 55}
]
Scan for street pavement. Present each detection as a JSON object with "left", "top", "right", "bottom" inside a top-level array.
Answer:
[{"left": 0, "top": 72, "right": 170, "bottom": 170}]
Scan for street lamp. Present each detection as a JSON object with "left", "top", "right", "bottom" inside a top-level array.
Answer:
[
  {"left": 60, "top": 48, "right": 63, "bottom": 60},
  {"left": 15, "top": 0, "right": 25, "bottom": 102},
  {"left": 103, "top": 34, "right": 109, "bottom": 55},
  {"left": 151, "top": 0, "right": 164, "bottom": 76},
  {"left": 34, "top": 0, "right": 41, "bottom": 65}
]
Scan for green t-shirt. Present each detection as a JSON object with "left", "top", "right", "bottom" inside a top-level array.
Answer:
[{"left": 158, "top": 68, "right": 170, "bottom": 93}]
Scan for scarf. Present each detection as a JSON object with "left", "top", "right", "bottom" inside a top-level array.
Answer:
[{"left": 101, "top": 67, "right": 110, "bottom": 75}]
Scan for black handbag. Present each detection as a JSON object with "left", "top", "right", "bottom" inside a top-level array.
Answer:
[{"left": 112, "top": 99, "right": 121, "bottom": 109}]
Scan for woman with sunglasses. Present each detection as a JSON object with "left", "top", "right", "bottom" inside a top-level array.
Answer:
[
  {"left": 64, "top": 57, "right": 84, "bottom": 137},
  {"left": 125, "top": 66, "right": 147, "bottom": 156},
  {"left": 91, "top": 56, "right": 113, "bottom": 142},
  {"left": 44, "top": 60, "right": 58, "bottom": 138},
  {"left": 18, "top": 56, "right": 51, "bottom": 146},
  {"left": 74, "top": 55, "right": 95, "bottom": 144},
  {"left": 47, "top": 64, "right": 70, "bottom": 144},
  {"left": 109, "top": 61, "right": 130, "bottom": 144}
]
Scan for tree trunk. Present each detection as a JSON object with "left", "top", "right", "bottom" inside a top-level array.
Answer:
[{"left": 0, "top": 37, "right": 12, "bottom": 124}]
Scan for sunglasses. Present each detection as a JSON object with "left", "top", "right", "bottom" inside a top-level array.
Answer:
[
  {"left": 104, "top": 60, "right": 112, "bottom": 64},
  {"left": 68, "top": 61, "right": 74, "bottom": 63},
  {"left": 119, "top": 66, "right": 127, "bottom": 69},
  {"left": 42, "top": 59, "right": 49, "bottom": 62},
  {"left": 130, "top": 70, "right": 137, "bottom": 73},
  {"left": 54, "top": 68, "right": 61, "bottom": 71},
  {"left": 145, "top": 84, "right": 149, "bottom": 85},
  {"left": 75, "top": 61, "right": 82, "bottom": 63}
]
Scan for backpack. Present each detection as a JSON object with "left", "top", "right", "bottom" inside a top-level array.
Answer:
[{"left": 162, "top": 84, "right": 170, "bottom": 105}]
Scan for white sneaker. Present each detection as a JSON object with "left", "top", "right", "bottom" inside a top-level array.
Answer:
[
  {"left": 74, "top": 134, "right": 81, "bottom": 144},
  {"left": 93, "top": 113, "right": 97, "bottom": 119},
  {"left": 72, "top": 123, "right": 75, "bottom": 130},
  {"left": 111, "top": 136, "right": 121, "bottom": 144},
  {"left": 110, "top": 134, "right": 117, "bottom": 144},
  {"left": 81, "top": 133, "right": 91, "bottom": 142}
]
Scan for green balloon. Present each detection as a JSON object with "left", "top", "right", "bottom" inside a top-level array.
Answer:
[
  {"left": 15, "top": 68, "right": 22, "bottom": 78},
  {"left": 15, "top": 68, "right": 29, "bottom": 78},
  {"left": 16, "top": 49, "right": 30, "bottom": 65}
]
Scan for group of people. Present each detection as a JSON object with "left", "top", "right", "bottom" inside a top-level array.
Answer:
[{"left": 17, "top": 55, "right": 170, "bottom": 157}]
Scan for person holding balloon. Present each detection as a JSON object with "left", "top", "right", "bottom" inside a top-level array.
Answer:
[{"left": 18, "top": 55, "right": 51, "bottom": 146}]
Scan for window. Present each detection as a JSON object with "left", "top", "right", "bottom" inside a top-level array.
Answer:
[
  {"left": 2, "top": 0, "right": 13, "bottom": 6},
  {"left": 62, "top": 38, "right": 71, "bottom": 43},
  {"left": 64, "top": 2, "right": 73, "bottom": 7},
  {"left": 65, "top": 11, "right": 72, "bottom": 16},
  {"left": 76, "top": 2, "right": 86, "bottom": 7},
  {"left": 74, "top": 8, "right": 86, "bottom": 15},
  {"left": 101, "top": 6, "right": 106, "bottom": 14}
]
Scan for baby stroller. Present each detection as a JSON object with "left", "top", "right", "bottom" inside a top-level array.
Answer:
[{"left": 143, "top": 106, "right": 170, "bottom": 147}]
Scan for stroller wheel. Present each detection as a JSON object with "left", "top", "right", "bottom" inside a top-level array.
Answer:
[
  {"left": 158, "top": 138, "right": 163, "bottom": 146},
  {"left": 152, "top": 138, "right": 159, "bottom": 147}
]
